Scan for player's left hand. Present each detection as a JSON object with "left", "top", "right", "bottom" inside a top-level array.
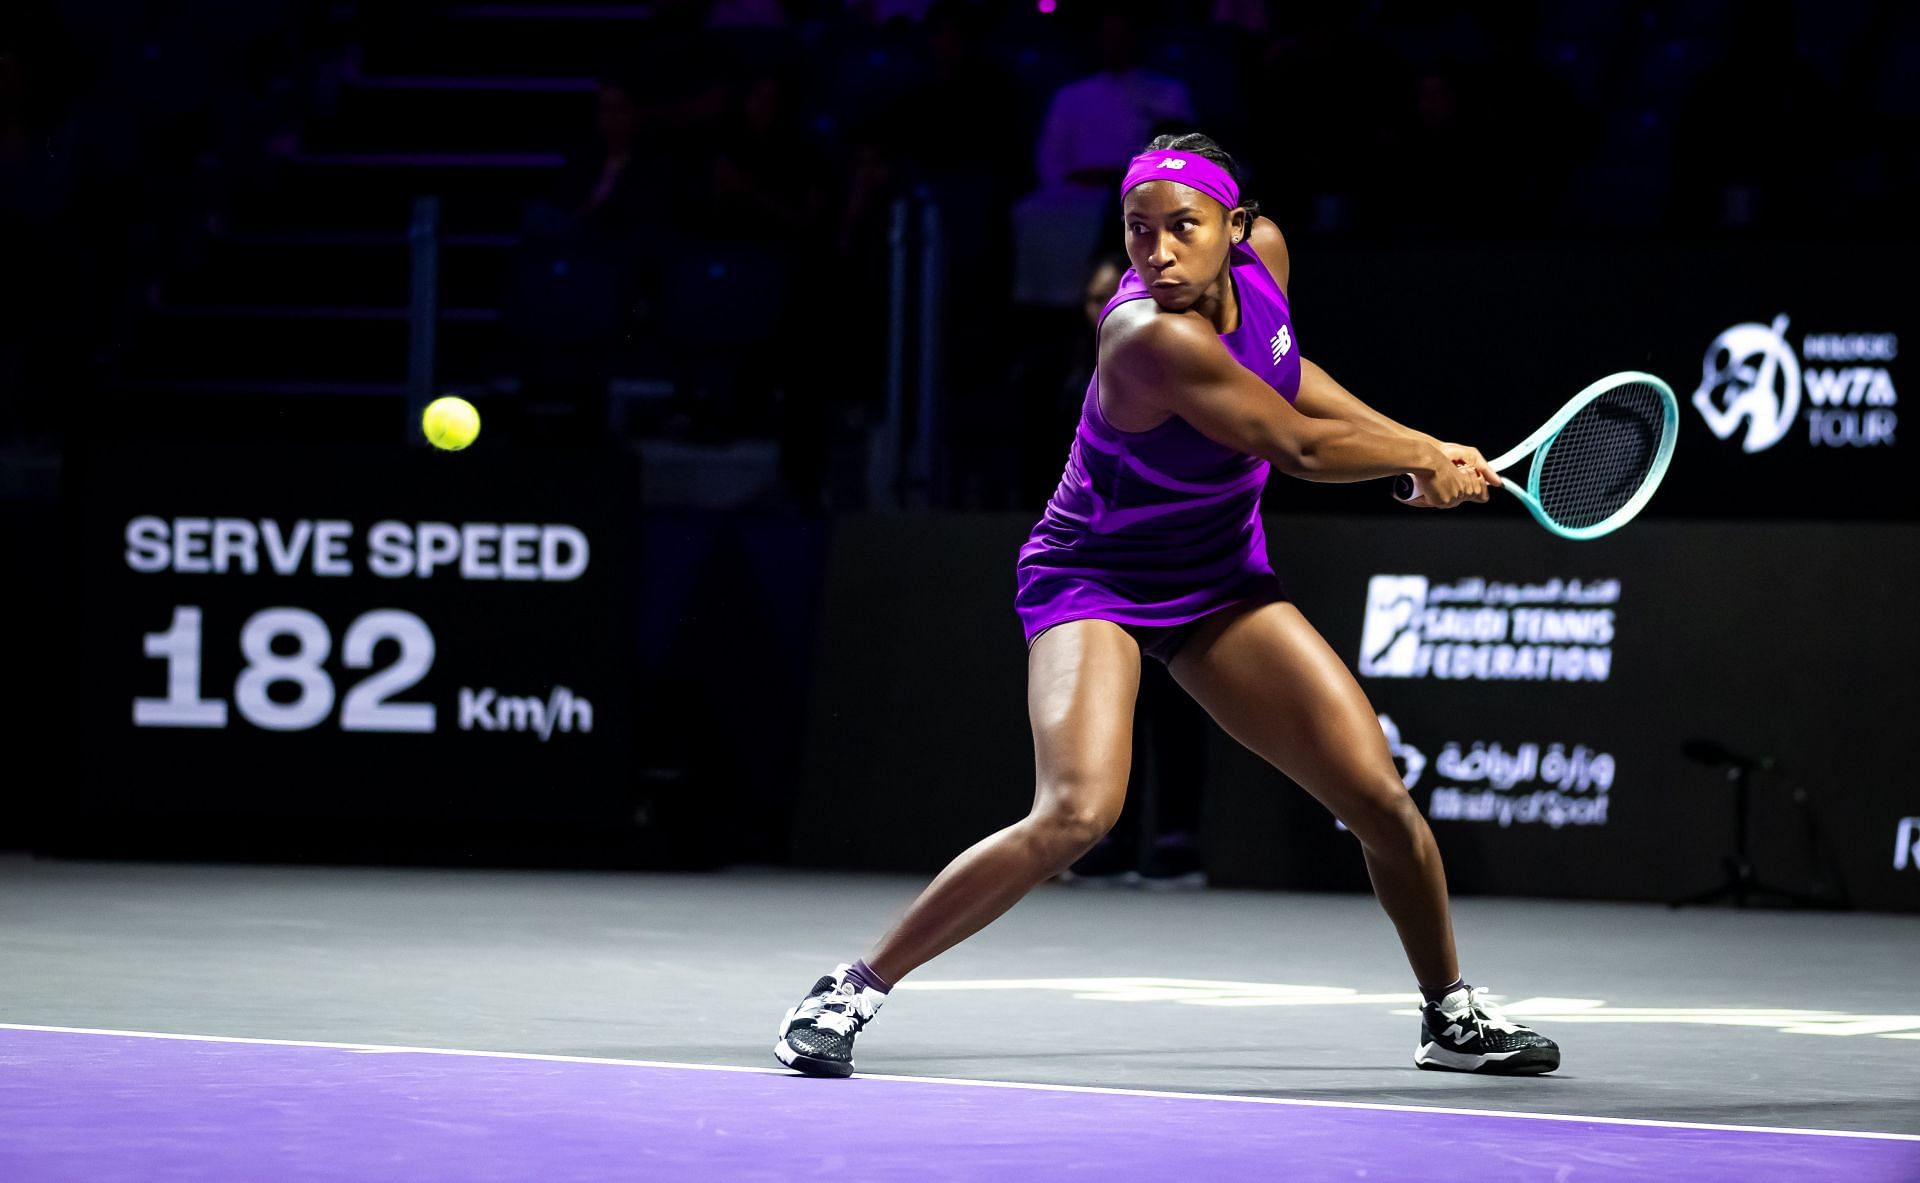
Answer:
[{"left": 1438, "top": 443, "right": 1499, "bottom": 501}]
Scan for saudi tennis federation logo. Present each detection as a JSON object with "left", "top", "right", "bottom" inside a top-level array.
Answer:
[
  {"left": 1359, "top": 576, "right": 1430, "bottom": 678},
  {"left": 1692, "top": 314, "right": 1800, "bottom": 453},
  {"left": 1357, "top": 574, "right": 1619, "bottom": 683}
]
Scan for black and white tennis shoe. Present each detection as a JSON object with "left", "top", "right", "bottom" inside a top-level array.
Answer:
[
  {"left": 1415, "top": 986, "right": 1560, "bottom": 1074},
  {"left": 774, "top": 964, "right": 885, "bottom": 1078}
]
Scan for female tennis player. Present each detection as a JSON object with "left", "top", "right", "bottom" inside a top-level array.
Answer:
[{"left": 777, "top": 133, "right": 1560, "bottom": 1078}]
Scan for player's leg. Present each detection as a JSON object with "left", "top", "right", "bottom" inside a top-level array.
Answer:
[
  {"left": 1167, "top": 601, "right": 1559, "bottom": 1073},
  {"left": 1168, "top": 601, "right": 1458, "bottom": 985},
  {"left": 864, "top": 618, "right": 1142, "bottom": 976},
  {"left": 775, "top": 619, "right": 1142, "bottom": 1076}
]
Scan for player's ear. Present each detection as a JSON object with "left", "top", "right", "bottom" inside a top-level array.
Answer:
[{"left": 1231, "top": 207, "right": 1248, "bottom": 243}]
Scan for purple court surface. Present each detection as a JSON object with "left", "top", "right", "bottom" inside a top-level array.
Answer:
[
  {"left": 4, "top": 861, "right": 1917, "bottom": 1180},
  {"left": 4, "top": 1025, "right": 1918, "bottom": 1182}
]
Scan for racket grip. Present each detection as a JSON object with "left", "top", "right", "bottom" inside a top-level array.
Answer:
[{"left": 1392, "top": 458, "right": 1467, "bottom": 503}]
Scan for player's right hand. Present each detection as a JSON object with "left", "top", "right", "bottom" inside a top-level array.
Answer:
[{"left": 1404, "top": 456, "right": 1487, "bottom": 509}]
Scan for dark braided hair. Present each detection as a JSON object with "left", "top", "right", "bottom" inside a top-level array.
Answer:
[{"left": 1143, "top": 132, "right": 1261, "bottom": 234}]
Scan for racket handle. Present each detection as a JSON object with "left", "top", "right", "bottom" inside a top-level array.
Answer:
[{"left": 1392, "top": 458, "right": 1468, "bottom": 504}]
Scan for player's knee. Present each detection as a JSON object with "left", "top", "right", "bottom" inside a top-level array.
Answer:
[
  {"left": 1340, "top": 782, "right": 1424, "bottom": 850},
  {"left": 1028, "top": 789, "right": 1121, "bottom": 862}
]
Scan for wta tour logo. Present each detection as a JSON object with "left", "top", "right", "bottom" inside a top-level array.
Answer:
[
  {"left": 1693, "top": 314, "right": 1898, "bottom": 451},
  {"left": 1358, "top": 575, "right": 1618, "bottom": 683}
]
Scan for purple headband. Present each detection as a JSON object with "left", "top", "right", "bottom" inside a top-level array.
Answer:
[{"left": 1120, "top": 150, "right": 1241, "bottom": 210}]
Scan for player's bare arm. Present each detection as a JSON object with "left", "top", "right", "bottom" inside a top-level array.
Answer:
[
  {"left": 1293, "top": 360, "right": 1499, "bottom": 500},
  {"left": 1242, "top": 218, "right": 1497, "bottom": 497},
  {"left": 1101, "top": 309, "right": 1484, "bottom": 505}
]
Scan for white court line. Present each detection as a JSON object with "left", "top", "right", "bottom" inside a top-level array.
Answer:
[{"left": 3, "top": 1022, "right": 1917, "bottom": 1145}]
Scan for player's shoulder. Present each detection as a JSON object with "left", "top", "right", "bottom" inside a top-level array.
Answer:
[
  {"left": 1101, "top": 300, "right": 1215, "bottom": 366},
  {"left": 1247, "top": 216, "right": 1290, "bottom": 293}
]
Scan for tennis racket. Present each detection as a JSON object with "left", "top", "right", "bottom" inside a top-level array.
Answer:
[{"left": 1394, "top": 371, "right": 1679, "bottom": 541}]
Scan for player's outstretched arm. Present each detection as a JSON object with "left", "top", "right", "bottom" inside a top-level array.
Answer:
[
  {"left": 1294, "top": 360, "right": 1501, "bottom": 490},
  {"left": 1105, "top": 315, "right": 1481, "bottom": 506},
  {"left": 1245, "top": 218, "right": 1495, "bottom": 499}
]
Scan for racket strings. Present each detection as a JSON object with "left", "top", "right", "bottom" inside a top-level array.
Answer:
[{"left": 1533, "top": 382, "right": 1667, "bottom": 530}]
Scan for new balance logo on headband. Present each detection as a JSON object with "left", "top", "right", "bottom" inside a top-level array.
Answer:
[{"left": 1157, "top": 158, "right": 1188, "bottom": 170}]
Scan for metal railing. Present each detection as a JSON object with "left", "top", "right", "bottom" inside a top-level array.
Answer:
[
  {"left": 406, "top": 195, "right": 440, "bottom": 441},
  {"left": 870, "top": 189, "right": 946, "bottom": 508}
]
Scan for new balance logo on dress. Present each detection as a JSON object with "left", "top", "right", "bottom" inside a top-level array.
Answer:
[{"left": 1270, "top": 325, "right": 1293, "bottom": 365}]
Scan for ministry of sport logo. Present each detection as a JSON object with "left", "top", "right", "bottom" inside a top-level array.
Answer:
[
  {"left": 1358, "top": 574, "right": 1618, "bottom": 683},
  {"left": 1377, "top": 715, "right": 1616, "bottom": 830},
  {"left": 1693, "top": 314, "right": 1898, "bottom": 451}
]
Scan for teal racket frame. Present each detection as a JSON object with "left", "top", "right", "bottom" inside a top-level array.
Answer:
[{"left": 1490, "top": 370, "right": 1680, "bottom": 541}]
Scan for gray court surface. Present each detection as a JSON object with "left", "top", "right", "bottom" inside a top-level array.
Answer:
[{"left": 2, "top": 856, "right": 1915, "bottom": 1136}]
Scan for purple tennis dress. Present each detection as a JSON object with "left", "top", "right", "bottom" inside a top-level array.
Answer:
[{"left": 1016, "top": 240, "right": 1301, "bottom": 648}]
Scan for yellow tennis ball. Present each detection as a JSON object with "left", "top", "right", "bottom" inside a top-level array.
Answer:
[{"left": 422, "top": 396, "right": 480, "bottom": 451}]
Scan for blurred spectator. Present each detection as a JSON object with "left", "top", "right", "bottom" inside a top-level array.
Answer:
[
  {"left": 1862, "top": 1, "right": 1920, "bottom": 229},
  {"left": 1209, "top": 0, "right": 1270, "bottom": 36},
  {"left": 1389, "top": 25, "right": 1585, "bottom": 238},
  {"left": 23, "top": 0, "right": 1920, "bottom": 495},
  {"left": 1063, "top": 252, "right": 1129, "bottom": 434},
  {"left": 504, "top": 78, "right": 650, "bottom": 416},
  {"left": 706, "top": 70, "right": 823, "bottom": 242},
  {"left": 1239, "top": 12, "right": 1408, "bottom": 236},
  {"left": 1015, "top": 250, "right": 1125, "bottom": 506},
  {"left": 702, "top": 67, "right": 835, "bottom": 496},
  {"left": 1081, "top": 254, "right": 1129, "bottom": 334},
  {"left": 512, "top": 62, "right": 832, "bottom": 454},
  {"left": 573, "top": 79, "right": 645, "bottom": 242},
  {"left": 846, "top": 0, "right": 938, "bottom": 27},
  {"left": 708, "top": 0, "right": 787, "bottom": 29},
  {"left": 1034, "top": 11, "right": 1196, "bottom": 192},
  {"left": 1464, "top": 14, "right": 1589, "bottom": 235},
  {"left": 885, "top": 3, "right": 1030, "bottom": 189},
  {"left": 1015, "top": 11, "right": 1195, "bottom": 306},
  {"left": 0, "top": 1, "right": 84, "bottom": 435},
  {"left": 1672, "top": 1, "right": 1850, "bottom": 234}
]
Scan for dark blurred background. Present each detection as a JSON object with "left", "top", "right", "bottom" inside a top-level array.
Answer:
[{"left": 4, "top": 1, "right": 1916, "bottom": 909}]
